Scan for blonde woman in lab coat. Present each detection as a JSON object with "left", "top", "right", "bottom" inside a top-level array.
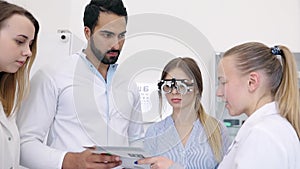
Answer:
[
  {"left": 216, "top": 42, "right": 300, "bottom": 169},
  {"left": 0, "top": 1, "right": 39, "bottom": 168}
]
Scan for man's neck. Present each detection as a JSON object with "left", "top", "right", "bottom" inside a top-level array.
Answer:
[
  {"left": 84, "top": 50, "right": 110, "bottom": 80},
  {"left": 97, "top": 62, "right": 110, "bottom": 80}
]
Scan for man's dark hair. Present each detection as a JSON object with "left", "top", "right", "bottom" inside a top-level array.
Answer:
[{"left": 83, "top": 0, "right": 127, "bottom": 33}]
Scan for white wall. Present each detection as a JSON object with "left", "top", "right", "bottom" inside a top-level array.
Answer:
[
  {"left": 8, "top": 0, "right": 300, "bottom": 52},
  {"left": 126, "top": 0, "right": 300, "bottom": 52}
]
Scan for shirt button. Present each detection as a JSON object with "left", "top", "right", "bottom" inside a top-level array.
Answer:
[
  {"left": 8, "top": 137, "right": 11, "bottom": 141},
  {"left": 10, "top": 167, "right": 13, "bottom": 169}
]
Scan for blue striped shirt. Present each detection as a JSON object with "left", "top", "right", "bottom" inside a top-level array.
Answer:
[{"left": 144, "top": 116, "right": 231, "bottom": 169}]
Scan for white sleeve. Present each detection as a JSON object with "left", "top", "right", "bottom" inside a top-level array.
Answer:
[
  {"left": 17, "top": 69, "right": 67, "bottom": 169},
  {"left": 128, "top": 82, "right": 145, "bottom": 146}
]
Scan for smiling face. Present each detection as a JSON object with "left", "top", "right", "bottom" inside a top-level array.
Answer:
[
  {"left": 0, "top": 14, "right": 35, "bottom": 73},
  {"left": 216, "top": 57, "right": 250, "bottom": 116},
  {"left": 164, "top": 68, "right": 196, "bottom": 112}
]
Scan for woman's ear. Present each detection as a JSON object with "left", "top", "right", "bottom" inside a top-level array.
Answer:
[{"left": 248, "top": 72, "right": 260, "bottom": 92}]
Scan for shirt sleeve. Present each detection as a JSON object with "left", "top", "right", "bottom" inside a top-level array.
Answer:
[
  {"left": 127, "top": 82, "right": 145, "bottom": 147},
  {"left": 16, "top": 69, "right": 66, "bottom": 169}
]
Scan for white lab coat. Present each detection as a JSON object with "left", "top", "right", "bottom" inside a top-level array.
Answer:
[
  {"left": 16, "top": 51, "right": 144, "bottom": 169},
  {"left": 0, "top": 102, "right": 20, "bottom": 169},
  {"left": 218, "top": 102, "right": 300, "bottom": 169}
]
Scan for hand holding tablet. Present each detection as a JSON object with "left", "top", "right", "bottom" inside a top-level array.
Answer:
[{"left": 85, "top": 146, "right": 151, "bottom": 169}]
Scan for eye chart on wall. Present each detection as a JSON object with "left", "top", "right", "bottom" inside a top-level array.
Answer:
[{"left": 137, "top": 82, "right": 172, "bottom": 124}]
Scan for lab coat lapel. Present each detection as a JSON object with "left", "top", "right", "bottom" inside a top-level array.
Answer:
[{"left": 0, "top": 103, "right": 15, "bottom": 135}]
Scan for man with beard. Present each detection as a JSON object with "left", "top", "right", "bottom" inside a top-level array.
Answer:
[{"left": 16, "top": 0, "right": 144, "bottom": 168}]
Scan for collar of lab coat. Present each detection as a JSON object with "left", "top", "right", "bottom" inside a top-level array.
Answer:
[
  {"left": 234, "top": 102, "right": 278, "bottom": 143},
  {"left": 0, "top": 102, "right": 17, "bottom": 135},
  {"left": 0, "top": 102, "right": 10, "bottom": 128}
]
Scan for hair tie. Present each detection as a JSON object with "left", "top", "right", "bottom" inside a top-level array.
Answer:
[{"left": 271, "top": 46, "right": 282, "bottom": 56}]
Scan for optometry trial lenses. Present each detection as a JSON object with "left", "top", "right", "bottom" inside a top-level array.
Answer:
[{"left": 157, "top": 78, "right": 194, "bottom": 95}]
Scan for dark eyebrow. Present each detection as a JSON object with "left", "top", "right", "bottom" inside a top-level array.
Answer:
[
  {"left": 99, "top": 30, "right": 114, "bottom": 35},
  {"left": 99, "top": 30, "right": 127, "bottom": 35},
  {"left": 120, "top": 31, "right": 127, "bottom": 35},
  {"left": 17, "top": 34, "right": 29, "bottom": 39}
]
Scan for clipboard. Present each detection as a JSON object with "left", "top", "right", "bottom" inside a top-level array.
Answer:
[{"left": 93, "top": 146, "right": 151, "bottom": 169}]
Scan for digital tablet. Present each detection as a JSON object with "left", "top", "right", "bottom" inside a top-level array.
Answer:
[{"left": 92, "top": 146, "right": 151, "bottom": 169}]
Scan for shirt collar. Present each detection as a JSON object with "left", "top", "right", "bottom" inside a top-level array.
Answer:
[
  {"left": 244, "top": 101, "right": 278, "bottom": 125},
  {"left": 78, "top": 50, "right": 118, "bottom": 83},
  {"left": 234, "top": 101, "right": 278, "bottom": 141}
]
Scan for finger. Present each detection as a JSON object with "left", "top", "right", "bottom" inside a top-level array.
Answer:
[
  {"left": 137, "top": 157, "right": 155, "bottom": 165},
  {"left": 88, "top": 161, "right": 122, "bottom": 169},
  {"left": 83, "top": 145, "right": 96, "bottom": 150},
  {"left": 102, "top": 161, "right": 122, "bottom": 168},
  {"left": 89, "top": 154, "right": 120, "bottom": 163},
  {"left": 150, "top": 163, "right": 156, "bottom": 169}
]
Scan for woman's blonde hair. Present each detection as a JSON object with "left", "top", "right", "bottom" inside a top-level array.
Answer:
[
  {"left": 158, "top": 57, "right": 224, "bottom": 162},
  {"left": 223, "top": 42, "right": 300, "bottom": 139},
  {"left": 0, "top": 0, "right": 39, "bottom": 117}
]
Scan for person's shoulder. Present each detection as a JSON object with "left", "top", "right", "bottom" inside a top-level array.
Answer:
[
  {"left": 30, "top": 52, "right": 82, "bottom": 86},
  {"left": 145, "top": 121, "right": 169, "bottom": 140},
  {"left": 146, "top": 116, "right": 172, "bottom": 133},
  {"left": 250, "top": 114, "right": 298, "bottom": 142}
]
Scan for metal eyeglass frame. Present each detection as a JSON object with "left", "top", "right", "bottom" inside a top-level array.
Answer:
[{"left": 157, "top": 78, "right": 194, "bottom": 95}]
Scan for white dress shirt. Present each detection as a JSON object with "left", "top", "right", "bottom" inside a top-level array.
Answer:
[
  {"left": 17, "top": 51, "right": 144, "bottom": 169},
  {"left": 218, "top": 102, "right": 300, "bottom": 169},
  {"left": 0, "top": 102, "right": 20, "bottom": 169}
]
